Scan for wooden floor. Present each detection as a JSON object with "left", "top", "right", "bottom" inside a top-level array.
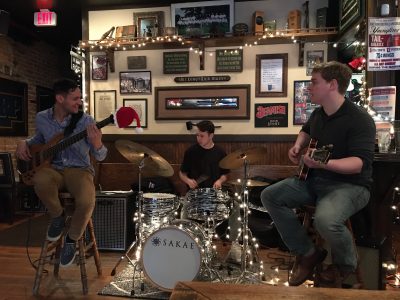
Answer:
[{"left": 0, "top": 215, "right": 400, "bottom": 299}]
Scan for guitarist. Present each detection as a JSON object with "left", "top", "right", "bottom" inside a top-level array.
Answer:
[
  {"left": 15, "top": 79, "right": 107, "bottom": 267},
  {"left": 261, "top": 62, "right": 376, "bottom": 287}
]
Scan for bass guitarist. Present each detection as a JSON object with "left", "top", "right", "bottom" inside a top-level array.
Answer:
[
  {"left": 16, "top": 79, "right": 107, "bottom": 267},
  {"left": 260, "top": 61, "right": 376, "bottom": 287}
]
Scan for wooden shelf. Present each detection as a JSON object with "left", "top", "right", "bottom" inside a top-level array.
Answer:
[{"left": 79, "top": 27, "right": 337, "bottom": 51}]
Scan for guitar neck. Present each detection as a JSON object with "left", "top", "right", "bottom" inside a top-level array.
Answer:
[{"left": 43, "top": 116, "right": 112, "bottom": 159}]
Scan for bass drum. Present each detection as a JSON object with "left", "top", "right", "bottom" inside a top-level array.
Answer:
[{"left": 141, "top": 219, "right": 206, "bottom": 291}]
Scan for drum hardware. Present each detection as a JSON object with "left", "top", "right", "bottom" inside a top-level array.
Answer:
[{"left": 219, "top": 147, "right": 267, "bottom": 283}]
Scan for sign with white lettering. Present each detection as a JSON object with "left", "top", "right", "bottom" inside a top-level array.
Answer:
[
  {"left": 368, "top": 17, "right": 400, "bottom": 71},
  {"left": 216, "top": 49, "right": 243, "bottom": 72},
  {"left": 34, "top": 10, "right": 57, "bottom": 27}
]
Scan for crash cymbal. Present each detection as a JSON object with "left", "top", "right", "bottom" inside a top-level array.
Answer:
[
  {"left": 115, "top": 140, "right": 174, "bottom": 177},
  {"left": 226, "top": 179, "right": 270, "bottom": 187},
  {"left": 219, "top": 147, "right": 266, "bottom": 169}
]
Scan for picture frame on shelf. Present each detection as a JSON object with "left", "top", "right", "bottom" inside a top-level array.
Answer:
[
  {"left": 306, "top": 50, "right": 324, "bottom": 76},
  {"left": 120, "top": 71, "right": 152, "bottom": 95},
  {"left": 255, "top": 53, "right": 288, "bottom": 97},
  {"left": 93, "top": 90, "right": 116, "bottom": 122},
  {"left": 123, "top": 98, "right": 148, "bottom": 128},
  {"left": 155, "top": 84, "right": 250, "bottom": 120},
  {"left": 293, "top": 80, "right": 319, "bottom": 125},
  {"left": 92, "top": 54, "right": 108, "bottom": 80},
  {"left": 171, "top": 0, "right": 234, "bottom": 38},
  {"left": 133, "top": 11, "right": 164, "bottom": 38}
]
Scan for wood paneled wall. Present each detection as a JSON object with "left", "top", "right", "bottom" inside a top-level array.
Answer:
[{"left": 96, "top": 134, "right": 297, "bottom": 191}]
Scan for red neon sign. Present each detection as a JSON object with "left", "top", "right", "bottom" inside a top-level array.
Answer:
[{"left": 34, "top": 10, "right": 57, "bottom": 27}]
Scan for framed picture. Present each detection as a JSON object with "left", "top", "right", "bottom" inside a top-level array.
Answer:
[
  {"left": 0, "top": 77, "right": 28, "bottom": 136},
  {"left": 94, "top": 90, "right": 116, "bottom": 121},
  {"left": 155, "top": 84, "right": 250, "bottom": 120},
  {"left": 255, "top": 103, "right": 288, "bottom": 128},
  {"left": 293, "top": 80, "right": 319, "bottom": 125},
  {"left": 127, "top": 56, "right": 147, "bottom": 69},
  {"left": 133, "top": 11, "right": 164, "bottom": 38},
  {"left": 123, "top": 99, "right": 148, "bottom": 128},
  {"left": 163, "top": 51, "right": 189, "bottom": 74},
  {"left": 255, "top": 53, "right": 288, "bottom": 97},
  {"left": 339, "top": 0, "right": 364, "bottom": 34},
  {"left": 92, "top": 55, "right": 108, "bottom": 80},
  {"left": 306, "top": 50, "right": 324, "bottom": 76},
  {"left": 120, "top": 71, "right": 152, "bottom": 95},
  {"left": 216, "top": 49, "right": 243, "bottom": 72},
  {"left": 171, "top": 0, "right": 234, "bottom": 37}
]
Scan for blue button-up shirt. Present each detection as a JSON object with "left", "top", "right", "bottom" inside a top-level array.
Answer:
[{"left": 27, "top": 107, "right": 108, "bottom": 175}]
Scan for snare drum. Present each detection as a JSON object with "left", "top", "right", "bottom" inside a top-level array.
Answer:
[
  {"left": 185, "top": 188, "right": 230, "bottom": 221},
  {"left": 141, "top": 219, "right": 206, "bottom": 291}
]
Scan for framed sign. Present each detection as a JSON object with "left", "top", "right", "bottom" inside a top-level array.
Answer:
[
  {"left": 339, "top": 0, "right": 363, "bottom": 34},
  {"left": 255, "top": 103, "right": 288, "bottom": 127},
  {"left": 171, "top": 0, "right": 234, "bottom": 37},
  {"left": 163, "top": 51, "right": 189, "bottom": 74},
  {"left": 92, "top": 55, "right": 108, "bottom": 80},
  {"left": 256, "top": 53, "right": 288, "bottom": 97},
  {"left": 0, "top": 77, "right": 28, "bottom": 136},
  {"left": 293, "top": 80, "right": 319, "bottom": 125},
  {"left": 216, "top": 49, "right": 243, "bottom": 72},
  {"left": 120, "top": 71, "right": 152, "bottom": 94},
  {"left": 127, "top": 56, "right": 147, "bottom": 69},
  {"left": 155, "top": 84, "right": 250, "bottom": 120},
  {"left": 94, "top": 90, "right": 116, "bottom": 121},
  {"left": 123, "top": 99, "right": 148, "bottom": 128}
]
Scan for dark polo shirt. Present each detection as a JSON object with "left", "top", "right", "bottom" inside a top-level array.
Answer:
[{"left": 301, "top": 99, "right": 376, "bottom": 188}]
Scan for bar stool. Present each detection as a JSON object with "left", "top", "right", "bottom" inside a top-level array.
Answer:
[
  {"left": 302, "top": 205, "right": 363, "bottom": 288},
  {"left": 33, "top": 192, "right": 102, "bottom": 295}
]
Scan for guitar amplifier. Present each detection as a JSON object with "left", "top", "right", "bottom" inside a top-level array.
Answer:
[{"left": 91, "top": 191, "right": 136, "bottom": 251}]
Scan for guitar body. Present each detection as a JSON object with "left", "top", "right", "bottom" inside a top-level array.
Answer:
[
  {"left": 18, "top": 133, "right": 64, "bottom": 185},
  {"left": 298, "top": 139, "right": 317, "bottom": 181},
  {"left": 298, "top": 139, "right": 332, "bottom": 181}
]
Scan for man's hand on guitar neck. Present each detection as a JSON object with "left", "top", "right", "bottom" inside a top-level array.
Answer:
[
  {"left": 87, "top": 124, "right": 103, "bottom": 150},
  {"left": 16, "top": 140, "right": 32, "bottom": 161}
]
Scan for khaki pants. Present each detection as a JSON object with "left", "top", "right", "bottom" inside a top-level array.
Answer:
[{"left": 33, "top": 167, "right": 96, "bottom": 241}]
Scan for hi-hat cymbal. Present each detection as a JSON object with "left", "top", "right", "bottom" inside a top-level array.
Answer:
[
  {"left": 115, "top": 140, "right": 174, "bottom": 177},
  {"left": 226, "top": 179, "right": 270, "bottom": 187},
  {"left": 219, "top": 147, "right": 266, "bottom": 169}
]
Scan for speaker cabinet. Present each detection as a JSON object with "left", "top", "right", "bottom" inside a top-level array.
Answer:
[
  {"left": 253, "top": 11, "right": 264, "bottom": 35},
  {"left": 0, "top": 10, "right": 10, "bottom": 35},
  {"left": 91, "top": 192, "right": 136, "bottom": 251},
  {"left": 343, "top": 237, "right": 386, "bottom": 290},
  {"left": 316, "top": 7, "right": 328, "bottom": 28}
]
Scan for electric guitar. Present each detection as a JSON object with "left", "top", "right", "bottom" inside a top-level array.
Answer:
[
  {"left": 298, "top": 139, "right": 333, "bottom": 181},
  {"left": 18, "top": 107, "right": 136, "bottom": 186}
]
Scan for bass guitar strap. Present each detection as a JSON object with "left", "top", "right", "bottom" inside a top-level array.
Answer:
[{"left": 64, "top": 111, "right": 83, "bottom": 137}]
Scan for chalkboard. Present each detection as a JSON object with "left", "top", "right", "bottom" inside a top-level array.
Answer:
[
  {"left": 216, "top": 49, "right": 243, "bottom": 72},
  {"left": 0, "top": 77, "right": 28, "bottom": 136},
  {"left": 163, "top": 51, "right": 189, "bottom": 74}
]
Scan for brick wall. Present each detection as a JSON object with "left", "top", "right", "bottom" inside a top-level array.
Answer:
[{"left": 0, "top": 35, "right": 66, "bottom": 156}]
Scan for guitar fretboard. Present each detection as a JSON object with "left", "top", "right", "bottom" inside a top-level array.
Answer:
[{"left": 42, "top": 116, "right": 112, "bottom": 160}]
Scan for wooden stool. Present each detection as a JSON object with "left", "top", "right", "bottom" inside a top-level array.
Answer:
[
  {"left": 32, "top": 192, "right": 102, "bottom": 295},
  {"left": 302, "top": 205, "right": 363, "bottom": 288}
]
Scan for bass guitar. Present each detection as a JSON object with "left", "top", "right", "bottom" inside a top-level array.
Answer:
[
  {"left": 298, "top": 138, "right": 333, "bottom": 181},
  {"left": 18, "top": 107, "right": 136, "bottom": 185}
]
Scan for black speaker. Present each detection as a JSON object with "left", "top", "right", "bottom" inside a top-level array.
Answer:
[
  {"left": 91, "top": 192, "right": 136, "bottom": 251},
  {"left": 316, "top": 7, "right": 328, "bottom": 28},
  {"left": 0, "top": 10, "right": 10, "bottom": 36}
]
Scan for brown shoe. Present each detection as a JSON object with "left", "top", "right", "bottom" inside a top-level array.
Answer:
[
  {"left": 289, "top": 248, "right": 327, "bottom": 286},
  {"left": 318, "top": 264, "right": 352, "bottom": 288}
]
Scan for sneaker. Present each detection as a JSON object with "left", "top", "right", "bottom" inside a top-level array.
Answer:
[
  {"left": 60, "top": 236, "right": 77, "bottom": 267},
  {"left": 47, "top": 215, "right": 65, "bottom": 241}
]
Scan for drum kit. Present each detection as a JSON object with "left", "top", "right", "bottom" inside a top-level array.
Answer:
[{"left": 111, "top": 140, "right": 269, "bottom": 293}]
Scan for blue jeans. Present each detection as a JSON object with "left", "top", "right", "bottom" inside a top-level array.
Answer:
[{"left": 261, "top": 176, "right": 370, "bottom": 271}]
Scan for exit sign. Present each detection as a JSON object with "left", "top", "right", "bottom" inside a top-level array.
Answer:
[{"left": 34, "top": 10, "right": 57, "bottom": 27}]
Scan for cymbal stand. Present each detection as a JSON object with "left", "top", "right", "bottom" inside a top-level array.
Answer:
[
  {"left": 111, "top": 154, "right": 148, "bottom": 277},
  {"left": 235, "top": 159, "right": 262, "bottom": 284}
]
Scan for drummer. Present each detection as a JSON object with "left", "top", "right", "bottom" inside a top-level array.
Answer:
[{"left": 179, "top": 120, "right": 229, "bottom": 189}]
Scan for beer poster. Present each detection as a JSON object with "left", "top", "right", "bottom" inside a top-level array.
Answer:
[{"left": 368, "top": 17, "right": 400, "bottom": 71}]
